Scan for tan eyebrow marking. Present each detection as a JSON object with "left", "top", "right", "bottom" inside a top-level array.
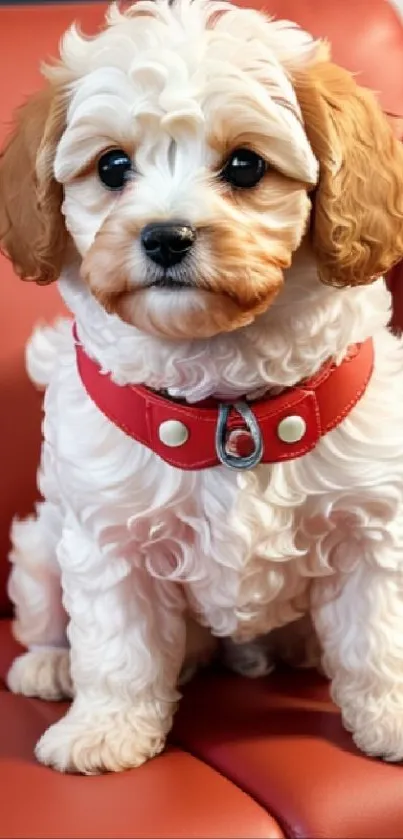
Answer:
[{"left": 272, "top": 96, "right": 304, "bottom": 126}]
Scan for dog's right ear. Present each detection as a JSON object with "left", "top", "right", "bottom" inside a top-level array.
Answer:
[
  {"left": 0, "top": 86, "right": 68, "bottom": 284},
  {"left": 293, "top": 61, "right": 403, "bottom": 288}
]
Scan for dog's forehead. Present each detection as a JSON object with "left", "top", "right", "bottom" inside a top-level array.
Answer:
[
  {"left": 55, "top": 4, "right": 319, "bottom": 184},
  {"left": 62, "top": 2, "right": 313, "bottom": 121},
  {"left": 65, "top": 12, "right": 297, "bottom": 110}
]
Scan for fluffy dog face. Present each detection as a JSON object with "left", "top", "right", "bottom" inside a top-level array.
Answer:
[
  {"left": 2, "top": 0, "right": 403, "bottom": 341},
  {"left": 55, "top": 1, "right": 318, "bottom": 339}
]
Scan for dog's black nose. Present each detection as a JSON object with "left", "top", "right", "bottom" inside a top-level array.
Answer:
[{"left": 141, "top": 222, "right": 196, "bottom": 268}]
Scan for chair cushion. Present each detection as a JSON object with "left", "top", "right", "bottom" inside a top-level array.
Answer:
[
  {"left": 0, "top": 621, "right": 281, "bottom": 839},
  {"left": 4, "top": 621, "right": 403, "bottom": 838},
  {"left": 174, "top": 666, "right": 403, "bottom": 838}
]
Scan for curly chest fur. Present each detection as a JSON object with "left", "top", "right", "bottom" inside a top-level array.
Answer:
[{"left": 42, "top": 322, "right": 403, "bottom": 643}]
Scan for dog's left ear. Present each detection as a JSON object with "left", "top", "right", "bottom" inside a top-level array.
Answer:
[
  {"left": 0, "top": 85, "right": 68, "bottom": 285},
  {"left": 294, "top": 60, "right": 403, "bottom": 287}
]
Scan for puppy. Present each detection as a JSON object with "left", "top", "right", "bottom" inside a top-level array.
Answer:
[{"left": 2, "top": 0, "right": 403, "bottom": 774}]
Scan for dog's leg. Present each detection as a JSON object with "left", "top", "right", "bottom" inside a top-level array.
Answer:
[
  {"left": 35, "top": 516, "right": 186, "bottom": 774},
  {"left": 312, "top": 516, "right": 403, "bottom": 761},
  {"left": 7, "top": 324, "right": 74, "bottom": 700},
  {"left": 7, "top": 500, "right": 72, "bottom": 701}
]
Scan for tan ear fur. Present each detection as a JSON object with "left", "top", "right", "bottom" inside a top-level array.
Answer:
[
  {"left": 294, "top": 61, "right": 403, "bottom": 287},
  {"left": 0, "top": 86, "right": 68, "bottom": 284}
]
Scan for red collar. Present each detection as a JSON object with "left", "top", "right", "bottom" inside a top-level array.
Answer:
[{"left": 74, "top": 326, "right": 374, "bottom": 471}]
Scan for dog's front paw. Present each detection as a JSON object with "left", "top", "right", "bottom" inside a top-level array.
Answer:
[
  {"left": 337, "top": 692, "right": 403, "bottom": 762},
  {"left": 7, "top": 649, "right": 73, "bottom": 700},
  {"left": 351, "top": 715, "right": 403, "bottom": 763},
  {"left": 35, "top": 706, "right": 168, "bottom": 774}
]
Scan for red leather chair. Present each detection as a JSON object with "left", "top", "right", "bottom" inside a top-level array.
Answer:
[{"left": 1, "top": 3, "right": 403, "bottom": 837}]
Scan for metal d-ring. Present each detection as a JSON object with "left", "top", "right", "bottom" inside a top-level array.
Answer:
[{"left": 215, "top": 401, "right": 263, "bottom": 470}]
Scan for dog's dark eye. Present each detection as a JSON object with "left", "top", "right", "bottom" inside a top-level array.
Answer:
[
  {"left": 221, "top": 149, "right": 266, "bottom": 189},
  {"left": 97, "top": 149, "right": 133, "bottom": 191}
]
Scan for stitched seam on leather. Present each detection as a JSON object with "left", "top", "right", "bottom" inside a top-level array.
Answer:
[
  {"left": 75, "top": 352, "right": 216, "bottom": 469},
  {"left": 323, "top": 357, "right": 374, "bottom": 433},
  {"left": 74, "top": 330, "right": 373, "bottom": 471},
  {"left": 75, "top": 354, "right": 151, "bottom": 448}
]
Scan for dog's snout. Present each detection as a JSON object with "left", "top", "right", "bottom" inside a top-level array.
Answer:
[{"left": 141, "top": 222, "right": 196, "bottom": 268}]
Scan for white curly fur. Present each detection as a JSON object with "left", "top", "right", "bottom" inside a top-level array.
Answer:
[{"left": 7, "top": 0, "right": 403, "bottom": 772}]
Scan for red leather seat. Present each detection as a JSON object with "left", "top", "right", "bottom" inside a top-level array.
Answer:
[{"left": 1, "top": 3, "right": 403, "bottom": 837}]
